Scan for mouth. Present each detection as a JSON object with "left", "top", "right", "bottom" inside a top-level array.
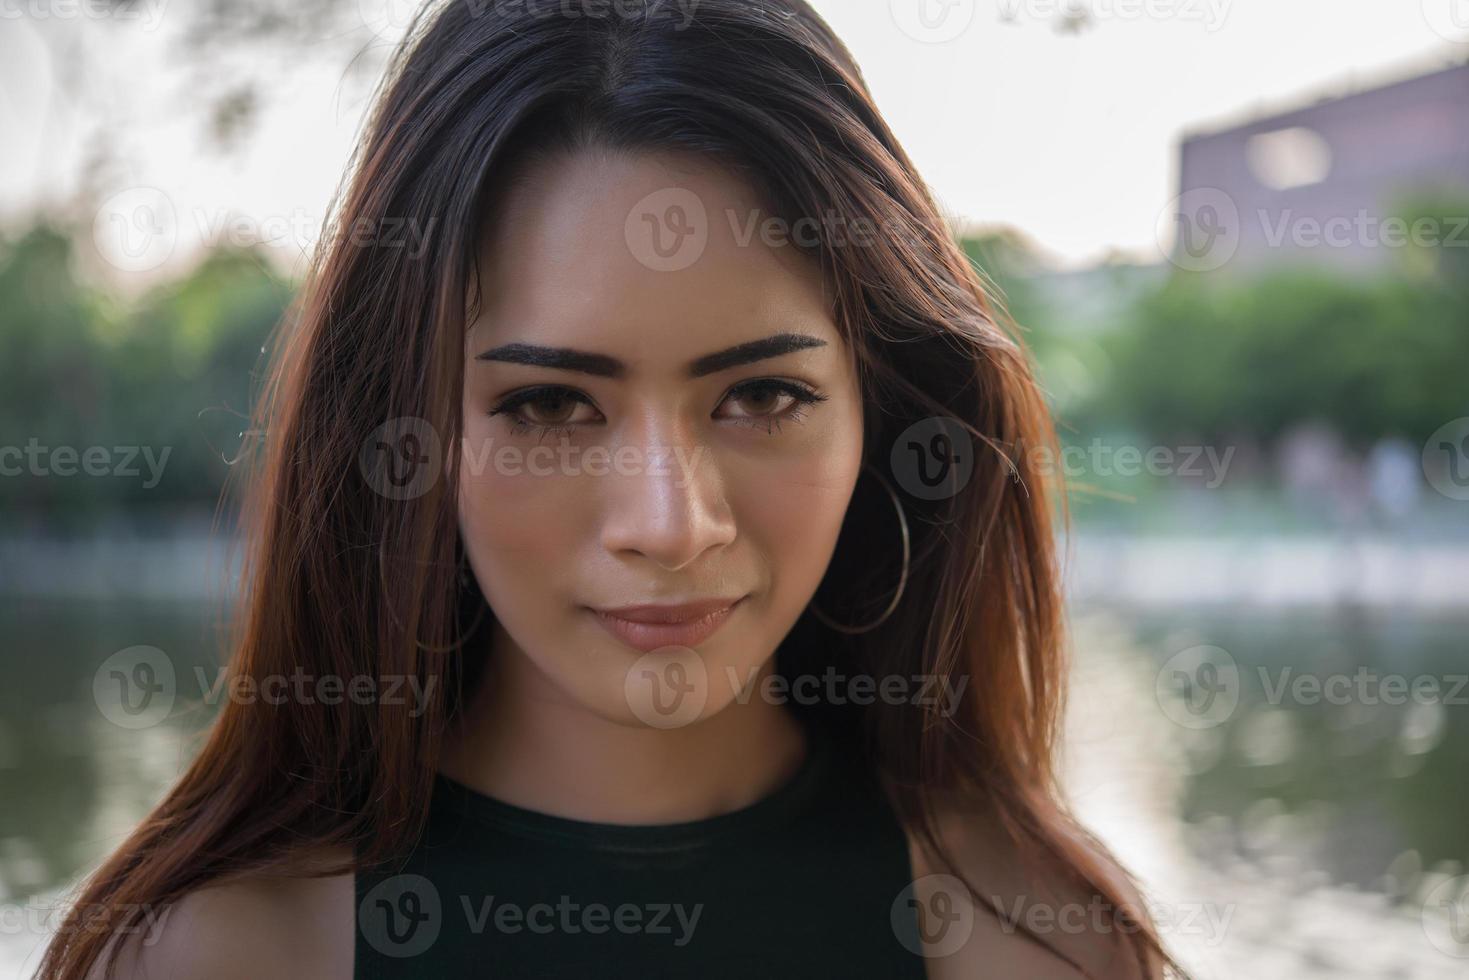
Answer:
[{"left": 588, "top": 596, "right": 747, "bottom": 653}]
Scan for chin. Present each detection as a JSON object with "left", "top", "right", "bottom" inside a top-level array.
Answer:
[{"left": 598, "top": 629, "right": 768, "bottom": 731}]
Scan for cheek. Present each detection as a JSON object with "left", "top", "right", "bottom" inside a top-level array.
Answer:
[
  {"left": 456, "top": 425, "right": 591, "bottom": 614},
  {"left": 727, "top": 421, "right": 863, "bottom": 613}
]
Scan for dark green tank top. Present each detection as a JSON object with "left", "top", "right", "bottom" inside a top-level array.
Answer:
[{"left": 353, "top": 720, "right": 928, "bottom": 977}]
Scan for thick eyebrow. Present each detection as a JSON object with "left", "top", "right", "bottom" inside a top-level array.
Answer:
[{"left": 474, "top": 332, "right": 828, "bottom": 379}]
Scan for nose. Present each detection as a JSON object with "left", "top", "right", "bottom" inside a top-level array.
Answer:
[{"left": 599, "top": 432, "right": 736, "bottom": 572}]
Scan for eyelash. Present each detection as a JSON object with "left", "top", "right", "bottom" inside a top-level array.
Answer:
[{"left": 487, "top": 379, "right": 828, "bottom": 439}]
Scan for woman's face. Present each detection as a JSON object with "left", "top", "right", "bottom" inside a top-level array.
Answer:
[{"left": 459, "top": 148, "right": 863, "bottom": 728}]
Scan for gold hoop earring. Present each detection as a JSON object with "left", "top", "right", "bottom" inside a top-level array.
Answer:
[
  {"left": 808, "top": 463, "right": 911, "bottom": 635},
  {"left": 380, "top": 546, "right": 489, "bottom": 655},
  {"left": 447, "top": 555, "right": 491, "bottom": 649}
]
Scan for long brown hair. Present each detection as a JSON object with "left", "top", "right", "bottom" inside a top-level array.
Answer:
[{"left": 41, "top": 1, "right": 1177, "bottom": 976}]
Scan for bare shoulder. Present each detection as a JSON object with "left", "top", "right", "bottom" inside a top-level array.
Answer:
[
  {"left": 99, "top": 845, "right": 356, "bottom": 980},
  {"left": 902, "top": 797, "right": 1163, "bottom": 980}
]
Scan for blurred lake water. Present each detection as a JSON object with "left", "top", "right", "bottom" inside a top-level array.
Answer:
[{"left": 1, "top": 535, "right": 1466, "bottom": 978}]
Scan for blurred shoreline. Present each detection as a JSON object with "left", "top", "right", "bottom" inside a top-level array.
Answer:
[{"left": 4, "top": 520, "right": 1465, "bottom": 610}]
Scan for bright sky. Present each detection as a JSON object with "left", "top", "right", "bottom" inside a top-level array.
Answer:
[{"left": 2, "top": 0, "right": 1465, "bottom": 281}]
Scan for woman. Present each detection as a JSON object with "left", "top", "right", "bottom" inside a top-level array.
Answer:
[{"left": 43, "top": 1, "right": 1177, "bottom": 977}]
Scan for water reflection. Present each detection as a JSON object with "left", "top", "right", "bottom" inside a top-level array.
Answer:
[
  {"left": 1066, "top": 604, "right": 1469, "bottom": 978},
  {"left": 0, "top": 598, "right": 222, "bottom": 977},
  {"left": 1, "top": 597, "right": 1465, "bottom": 977}
]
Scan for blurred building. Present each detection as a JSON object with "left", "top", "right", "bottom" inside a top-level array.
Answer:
[{"left": 1174, "top": 59, "right": 1469, "bottom": 274}]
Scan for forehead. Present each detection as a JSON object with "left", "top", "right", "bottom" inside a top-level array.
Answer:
[{"left": 469, "top": 149, "right": 840, "bottom": 361}]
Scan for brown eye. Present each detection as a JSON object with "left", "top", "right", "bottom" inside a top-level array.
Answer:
[
  {"left": 714, "top": 379, "right": 826, "bottom": 426},
  {"left": 521, "top": 393, "right": 581, "bottom": 426},
  {"left": 490, "top": 386, "right": 602, "bottom": 433},
  {"left": 722, "top": 386, "right": 793, "bottom": 419}
]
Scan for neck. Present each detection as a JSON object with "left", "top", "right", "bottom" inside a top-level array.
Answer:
[{"left": 438, "top": 628, "right": 810, "bottom": 825}]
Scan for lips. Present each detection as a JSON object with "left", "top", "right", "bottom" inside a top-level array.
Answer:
[{"left": 590, "top": 597, "right": 745, "bottom": 653}]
